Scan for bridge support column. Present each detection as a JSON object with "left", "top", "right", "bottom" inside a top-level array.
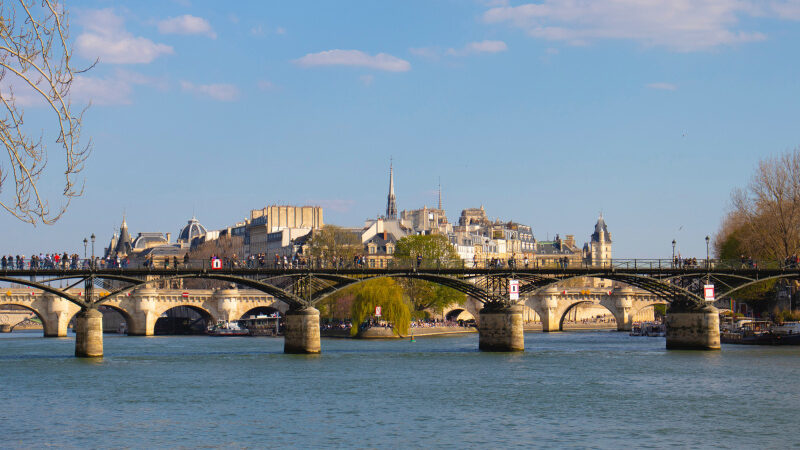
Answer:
[
  {"left": 0, "top": 324, "right": 11, "bottom": 333},
  {"left": 74, "top": 308, "right": 103, "bottom": 358},
  {"left": 537, "top": 293, "right": 561, "bottom": 332},
  {"left": 43, "top": 295, "right": 73, "bottom": 337},
  {"left": 129, "top": 289, "right": 159, "bottom": 336},
  {"left": 478, "top": 304, "right": 524, "bottom": 352},
  {"left": 613, "top": 288, "right": 634, "bottom": 332},
  {"left": 284, "top": 306, "right": 320, "bottom": 354},
  {"left": 665, "top": 303, "right": 720, "bottom": 350}
]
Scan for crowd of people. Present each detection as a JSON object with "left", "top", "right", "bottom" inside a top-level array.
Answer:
[
  {"left": 2, "top": 253, "right": 87, "bottom": 270},
  {"left": 673, "top": 256, "right": 700, "bottom": 268}
]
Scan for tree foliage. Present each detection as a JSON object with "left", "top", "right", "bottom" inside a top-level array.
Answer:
[
  {"left": 394, "top": 234, "right": 461, "bottom": 268},
  {"left": 402, "top": 278, "right": 466, "bottom": 312},
  {"left": 308, "top": 225, "right": 361, "bottom": 266},
  {"left": 348, "top": 278, "right": 410, "bottom": 336},
  {"left": 718, "top": 149, "right": 800, "bottom": 259},
  {"left": 1, "top": 0, "right": 91, "bottom": 224}
]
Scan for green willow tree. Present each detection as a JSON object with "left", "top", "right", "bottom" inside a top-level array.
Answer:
[
  {"left": 393, "top": 234, "right": 466, "bottom": 313},
  {"left": 349, "top": 278, "right": 410, "bottom": 336}
]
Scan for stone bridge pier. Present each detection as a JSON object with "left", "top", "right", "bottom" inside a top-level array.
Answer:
[
  {"left": 478, "top": 304, "right": 524, "bottom": 352},
  {"left": 283, "top": 306, "right": 321, "bottom": 354},
  {"left": 74, "top": 308, "right": 103, "bottom": 358},
  {"left": 665, "top": 301, "right": 720, "bottom": 350}
]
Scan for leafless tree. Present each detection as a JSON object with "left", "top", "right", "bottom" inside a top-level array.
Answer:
[
  {"left": 719, "top": 149, "right": 800, "bottom": 259},
  {"left": 0, "top": 0, "right": 91, "bottom": 224}
]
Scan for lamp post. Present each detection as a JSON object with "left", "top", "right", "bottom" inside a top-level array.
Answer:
[
  {"left": 705, "top": 235, "right": 710, "bottom": 269},
  {"left": 672, "top": 239, "right": 676, "bottom": 267},
  {"left": 90, "top": 233, "right": 95, "bottom": 268},
  {"left": 83, "top": 238, "right": 88, "bottom": 259}
]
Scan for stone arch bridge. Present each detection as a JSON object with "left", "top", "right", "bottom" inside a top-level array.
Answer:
[
  {"left": 0, "top": 263, "right": 794, "bottom": 356},
  {"left": 0, "top": 288, "right": 285, "bottom": 336}
]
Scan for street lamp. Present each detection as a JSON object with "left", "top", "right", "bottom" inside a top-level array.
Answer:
[
  {"left": 705, "top": 235, "right": 710, "bottom": 269},
  {"left": 83, "top": 238, "right": 88, "bottom": 259},
  {"left": 672, "top": 239, "right": 676, "bottom": 266},
  {"left": 90, "top": 233, "right": 95, "bottom": 268}
]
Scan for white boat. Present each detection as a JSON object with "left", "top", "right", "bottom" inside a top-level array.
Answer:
[
  {"left": 772, "top": 322, "right": 800, "bottom": 336},
  {"left": 208, "top": 321, "right": 250, "bottom": 336}
]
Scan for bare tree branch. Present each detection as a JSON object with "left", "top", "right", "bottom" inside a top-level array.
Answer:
[{"left": 0, "top": 0, "right": 90, "bottom": 225}]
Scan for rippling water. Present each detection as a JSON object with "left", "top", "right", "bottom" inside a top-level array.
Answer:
[{"left": 1, "top": 330, "right": 798, "bottom": 449}]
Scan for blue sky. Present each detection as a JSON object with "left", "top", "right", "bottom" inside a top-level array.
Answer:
[{"left": 4, "top": 0, "right": 800, "bottom": 258}]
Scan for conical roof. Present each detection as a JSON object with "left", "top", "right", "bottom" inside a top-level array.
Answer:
[
  {"left": 115, "top": 216, "right": 132, "bottom": 255},
  {"left": 591, "top": 214, "right": 611, "bottom": 243}
]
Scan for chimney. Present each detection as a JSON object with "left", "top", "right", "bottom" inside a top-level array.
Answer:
[
  {"left": 383, "top": 231, "right": 388, "bottom": 240},
  {"left": 166, "top": 232, "right": 171, "bottom": 243}
]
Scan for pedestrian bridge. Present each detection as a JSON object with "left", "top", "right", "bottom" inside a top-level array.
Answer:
[{"left": 1, "top": 259, "right": 791, "bottom": 356}]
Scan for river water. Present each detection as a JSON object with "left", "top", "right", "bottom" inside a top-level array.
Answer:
[{"left": 1, "top": 330, "right": 798, "bottom": 449}]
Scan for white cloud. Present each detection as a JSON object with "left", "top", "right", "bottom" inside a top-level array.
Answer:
[
  {"left": 646, "top": 82, "right": 678, "bottom": 91},
  {"left": 250, "top": 25, "right": 265, "bottom": 37},
  {"left": 72, "top": 75, "right": 133, "bottom": 105},
  {"left": 0, "top": 79, "right": 46, "bottom": 107},
  {"left": 276, "top": 27, "right": 287, "bottom": 35},
  {"left": 257, "top": 80, "right": 275, "bottom": 90},
  {"left": 71, "top": 69, "right": 167, "bottom": 105},
  {"left": 180, "top": 81, "right": 240, "bottom": 101},
  {"left": 771, "top": 0, "right": 800, "bottom": 19},
  {"left": 359, "top": 74, "right": 374, "bottom": 86},
  {"left": 293, "top": 49, "right": 411, "bottom": 72},
  {"left": 409, "top": 47, "right": 440, "bottom": 60},
  {"left": 448, "top": 40, "right": 508, "bottom": 55},
  {"left": 76, "top": 9, "right": 173, "bottom": 64},
  {"left": 158, "top": 15, "right": 217, "bottom": 39},
  {"left": 483, "top": 1, "right": 767, "bottom": 51},
  {"left": 2, "top": 67, "right": 162, "bottom": 107}
]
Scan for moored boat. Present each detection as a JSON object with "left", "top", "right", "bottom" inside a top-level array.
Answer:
[
  {"left": 208, "top": 321, "right": 250, "bottom": 336},
  {"left": 721, "top": 320, "right": 800, "bottom": 345}
]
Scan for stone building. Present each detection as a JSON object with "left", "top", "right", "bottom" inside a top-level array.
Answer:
[{"left": 247, "top": 205, "right": 323, "bottom": 255}]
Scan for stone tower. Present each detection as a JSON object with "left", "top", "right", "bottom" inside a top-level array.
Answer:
[
  {"left": 386, "top": 160, "right": 397, "bottom": 219},
  {"left": 590, "top": 214, "right": 612, "bottom": 267}
]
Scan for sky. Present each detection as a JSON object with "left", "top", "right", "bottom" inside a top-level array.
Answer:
[{"left": 3, "top": 0, "right": 800, "bottom": 259}]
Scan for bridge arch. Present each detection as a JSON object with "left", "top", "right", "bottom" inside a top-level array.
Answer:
[
  {"left": 0, "top": 302, "right": 48, "bottom": 334},
  {"left": 93, "top": 273, "right": 305, "bottom": 310},
  {"left": 0, "top": 277, "right": 84, "bottom": 307},
  {"left": 239, "top": 306, "right": 282, "bottom": 320},
  {"left": 520, "top": 273, "right": 701, "bottom": 304},
  {"left": 154, "top": 304, "right": 215, "bottom": 335},
  {"left": 557, "top": 300, "right": 617, "bottom": 331},
  {"left": 308, "top": 273, "right": 496, "bottom": 306},
  {"left": 718, "top": 274, "right": 800, "bottom": 299}
]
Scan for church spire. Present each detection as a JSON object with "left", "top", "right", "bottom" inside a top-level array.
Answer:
[
  {"left": 386, "top": 158, "right": 397, "bottom": 219},
  {"left": 437, "top": 178, "right": 442, "bottom": 211}
]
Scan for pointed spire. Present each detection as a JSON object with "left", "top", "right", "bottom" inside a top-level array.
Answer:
[
  {"left": 438, "top": 177, "right": 442, "bottom": 211},
  {"left": 386, "top": 158, "right": 397, "bottom": 219}
]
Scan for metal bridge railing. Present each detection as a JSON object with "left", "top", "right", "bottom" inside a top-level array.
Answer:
[{"left": 1, "top": 256, "right": 797, "bottom": 273}]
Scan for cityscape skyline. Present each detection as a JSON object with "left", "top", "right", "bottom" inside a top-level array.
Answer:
[{"left": 4, "top": 0, "right": 800, "bottom": 258}]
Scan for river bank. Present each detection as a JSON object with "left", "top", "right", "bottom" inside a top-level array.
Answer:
[{"left": 321, "top": 321, "right": 616, "bottom": 339}]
